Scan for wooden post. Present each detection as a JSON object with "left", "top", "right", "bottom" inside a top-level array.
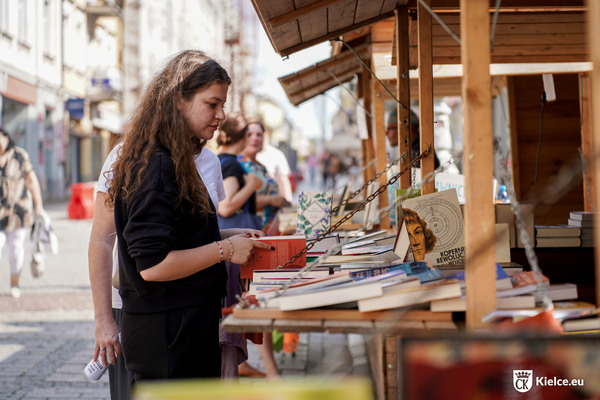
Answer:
[
  {"left": 588, "top": 0, "right": 600, "bottom": 309},
  {"left": 460, "top": 0, "right": 496, "bottom": 330},
  {"left": 360, "top": 69, "right": 376, "bottom": 190},
  {"left": 417, "top": 0, "right": 435, "bottom": 195},
  {"left": 396, "top": 6, "right": 411, "bottom": 190},
  {"left": 579, "top": 73, "right": 596, "bottom": 211},
  {"left": 373, "top": 81, "right": 391, "bottom": 229}
]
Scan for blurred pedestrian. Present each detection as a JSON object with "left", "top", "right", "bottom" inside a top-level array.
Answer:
[
  {"left": 0, "top": 127, "right": 45, "bottom": 298},
  {"left": 104, "top": 50, "right": 270, "bottom": 383},
  {"left": 239, "top": 120, "right": 290, "bottom": 236},
  {"left": 215, "top": 112, "right": 266, "bottom": 378},
  {"left": 256, "top": 129, "right": 293, "bottom": 203}
]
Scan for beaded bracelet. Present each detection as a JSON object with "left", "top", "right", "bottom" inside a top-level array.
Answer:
[
  {"left": 225, "top": 238, "right": 234, "bottom": 262},
  {"left": 216, "top": 241, "right": 224, "bottom": 261}
]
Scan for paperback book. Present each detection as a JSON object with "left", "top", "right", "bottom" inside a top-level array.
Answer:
[
  {"left": 296, "top": 191, "right": 333, "bottom": 239},
  {"left": 400, "top": 189, "right": 465, "bottom": 265}
]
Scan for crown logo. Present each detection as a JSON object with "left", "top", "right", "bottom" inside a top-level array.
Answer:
[{"left": 515, "top": 371, "right": 531, "bottom": 379}]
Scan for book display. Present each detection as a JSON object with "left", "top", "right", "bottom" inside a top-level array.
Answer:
[{"left": 228, "top": 4, "right": 600, "bottom": 399}]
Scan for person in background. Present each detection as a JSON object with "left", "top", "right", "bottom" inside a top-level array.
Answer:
[
  {"left": 88, "top": 141, "right": 229, "bottom": 398},
  {"left": 104, "top": 50, "right": 271, "bottom": 383},
  {"left": 256, "top": 129, "right": 293, "bottom": 203},
  {"left": 0, "top": 127, "right": 45, "bottom": 298},
  {"left": 215, "top": 112, "right": 266, "bottom": 378},
  {"left": 239, "top": 120, "right": 290, "bottom": 236},
  {"left": 238, "top": 119, "right": 290, "bottom": 378}
]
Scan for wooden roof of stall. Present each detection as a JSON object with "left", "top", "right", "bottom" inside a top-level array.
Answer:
[
  {"left": 253, "top": 0, "right": 588, "bottom": 106},
  {"left": 278, "top": 44, "right": 370, "bottom": 106},
  {"left": 250, "top": 0, "right": 406, "bottom": 57}
]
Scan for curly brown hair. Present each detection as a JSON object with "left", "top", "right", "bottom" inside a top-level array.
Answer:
[
  {"left": 106, "top": 50, "right": 231, "bottom": 213},
  {"left": 402, "top": 208, "right": 437, "bottom": 253}
]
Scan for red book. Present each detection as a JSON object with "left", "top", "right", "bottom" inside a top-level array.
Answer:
[{"left": 241, "top": 235, "right": 307, "bottom": 279}]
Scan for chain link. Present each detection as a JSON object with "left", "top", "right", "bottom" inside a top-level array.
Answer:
[{"left": 330, "top": 151, "right": 408, "bottom": 215}]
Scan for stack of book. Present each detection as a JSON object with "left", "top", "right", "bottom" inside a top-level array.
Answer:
[
  {"left": 535, "top": 224, "right": 581, "bottom": 247},
  {"left": 568, "top": 211, "right": 595, "bottom": 247}
]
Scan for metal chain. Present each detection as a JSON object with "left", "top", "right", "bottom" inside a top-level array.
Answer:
[
  {"left": 278, "top": 147, "right": 432, "bottom": 269},
  {"left": 331, "top": 151, "right": 408, "bottom": 215}
]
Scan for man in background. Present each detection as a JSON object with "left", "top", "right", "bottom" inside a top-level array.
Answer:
[{"left": 256, "top": 129, "right": 293, "bottom": 203}]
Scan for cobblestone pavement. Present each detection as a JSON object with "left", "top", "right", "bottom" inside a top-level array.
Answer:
[
  {"left": 0, "top": 202, "right": 110, "bottom": 400},
  {"left": 0, "top": 201, "right": 371, "bottom": 400}
]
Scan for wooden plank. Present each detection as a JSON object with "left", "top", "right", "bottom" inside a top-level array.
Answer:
[
  {"left": 268, "top": 0, "right": 342, "bottom": 28},
  {"left": 432, "top": 12, "right": 586, "bottom": 25},
  {"left": 371, "top": 18, "right": 395, "bottom": 43},
  {"left": 222, "top": 315, "right": 274, "bottom": 332},
  {"left": 355, "top": 0, "right": 385, "bottom": 24},
  {"left": 360, "top": 69, "right": 376, "bottom": 188},
  {"left": 365, "top": 334, "right": 386, "bottom": 400},
  {"left": 460, "top": 0, "right": 497, "bottom": 330},
  {"left": 579, "top": 73, "right": 595, "bottom": 211},
  {"left": 431, "top": 33, "right": 587, "bottom": 47},
  {"left": 278, "top": 11, "right": 396, "bottom": 56},
  {"left": 396, "top": 6, "right": 412, "bottom": 189},
  {"left": 418, "top": 0, "right": 435, "bottom": 194},
  {"left": 587, "top": 0, "right": 600, "bottom": 309},
  {"left": 297, "top": 5, "right": 328, "bottom": 42},
  {"left": 232, "top": 307, "right": 453, "bottom": 321},
  {"left": 372, "top": 74, "right": 391, "bottom": 229},
  {"left": 273, "top": 318, "right": 325, "bottom": 332},
  {"left": 324, "top": 319, "right": 377, "bottom": 333},
  {"left": 253, "top": 0, "right": 301, "bottom": 53},
  {"left": 328, "top": 0, "right": 357, "bottom": 32}
]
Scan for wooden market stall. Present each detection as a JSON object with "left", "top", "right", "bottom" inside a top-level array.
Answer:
[{"left": 241, "top": 0, "right": 599, "bottom": 398}]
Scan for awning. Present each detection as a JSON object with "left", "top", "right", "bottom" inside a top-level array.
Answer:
[
  {"left": 251, "top": 0, "right": 407, "bottom": 57},
  {"left": 278, "top": 44, "right": 369, "bottom": 106}
]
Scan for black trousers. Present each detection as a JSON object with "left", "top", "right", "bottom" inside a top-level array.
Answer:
[
  {"left": 121, "top": 299, "right": 222, "bottom": 382},
  {"left": 109, "top": 308, "right": 135, "bottom": 400}
]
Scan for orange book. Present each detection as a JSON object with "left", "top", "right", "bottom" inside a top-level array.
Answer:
[{"left": 241, "top": 235, "right": 307, "bottom": 279}]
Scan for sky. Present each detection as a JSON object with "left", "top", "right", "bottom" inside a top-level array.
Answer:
[{"left": 252, "top": 19, "right": 339, "bottom": 141}]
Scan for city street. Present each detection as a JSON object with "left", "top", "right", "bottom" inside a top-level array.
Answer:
[
  {"left": 0, "top": 198, "right": 370, "bottom": 400},
  {"left": 0, "top": 202, "right": 110, "bottom": 400}
]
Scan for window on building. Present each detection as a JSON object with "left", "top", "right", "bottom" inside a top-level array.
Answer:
[
  {"left": 17, "top": 0, "right": 30, "bottom": 45},
  {"left": 0, "top": 0, "right": 11, "bottom": 35},
  {"left": 43, "top": 0, "right": 57, "bottom": 58}
]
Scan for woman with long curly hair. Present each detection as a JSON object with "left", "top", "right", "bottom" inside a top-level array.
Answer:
[
  {"left": 402, "top": 208, "right": 437, "bottom": 261},
  {"left": 105, "top": 50, "right": 271, "bottom": 382}
]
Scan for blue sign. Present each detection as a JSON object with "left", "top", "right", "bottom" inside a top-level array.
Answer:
[{"left": 66, "top": 98, "right": 85, "bottom": 120}]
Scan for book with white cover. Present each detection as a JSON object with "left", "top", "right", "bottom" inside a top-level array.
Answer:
[
  {"left": 430, "top": 294, "right": 536, "bottom": 312},
  {"left": 401, "top": 189, "right": 465, "bottom": 265},
  {"left": 357, "top": 280, "right": 462, "bottom": 312}
]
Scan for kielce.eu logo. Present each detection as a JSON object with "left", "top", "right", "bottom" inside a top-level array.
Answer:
[{"left": 513, "top": 370, "right": 533, "bottom": 393}]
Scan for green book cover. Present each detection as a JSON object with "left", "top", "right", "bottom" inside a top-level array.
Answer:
[{"left": 296, "top": 191, "right": 333, "bottom": 239}]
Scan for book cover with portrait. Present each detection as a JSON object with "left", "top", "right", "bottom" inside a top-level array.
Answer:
[{"left": 400, "top": 189, "right": 465, "bottom": 265}]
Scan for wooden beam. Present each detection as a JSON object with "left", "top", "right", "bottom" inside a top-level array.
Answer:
[
  {"left": 579, "top": 73, "right": 595, "bottom": 211},
  {"left": 277, "top": 11, "right": 396, "bottom": 57},
  {"left": 396, "top": 6, "right": 412, "bottom": 189},
  {"left": 360, "top": 70, "right": 376, "bottom": 191},
  {"left": 461, "top": 0, "right": 496, "bottom": 330},
  {"left": 268, "top": 0, "right": 342, "bottom": 28},
  {"left": 418, "top": 0, "right": 435, "bottom": 195},
  {"left": 373, "top": 75, "right": 391, "bottom": 230},
  {"left": 587, "top": 0, "right": 600, "bottom": 310}
]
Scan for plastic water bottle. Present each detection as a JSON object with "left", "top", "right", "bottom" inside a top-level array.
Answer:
[{"left": 496, "top": 184, "right": 510, "bottom": 204}]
